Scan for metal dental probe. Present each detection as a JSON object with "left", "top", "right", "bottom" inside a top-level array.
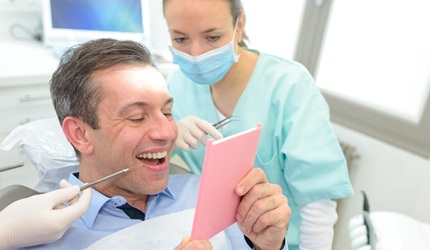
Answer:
[
  {"left": 0, "top": 162, "right": 24, "bottom": 173},
  {"left": 212, "top": 115, "right": 239, "bottom": 129},
  {"left": 80, "top": 167, "right": 135, "bottom": 191}
]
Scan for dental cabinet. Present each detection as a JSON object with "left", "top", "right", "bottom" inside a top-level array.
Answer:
[{"left": 0, "top": 42, "right": 58, "bottom": 188}]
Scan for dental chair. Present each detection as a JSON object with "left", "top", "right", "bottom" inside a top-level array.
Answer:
[
  {"left": 0, "top": 184, "right": 40, "bottom": 211},
  {"left": 349, "top": 192, "right": 430, "bottom": 250},
  {"left": 0, "top": 117, "right": 76, "bottom": 211},
  {"left": 0, "top": 117, "right": 79, "bottom": 193}
]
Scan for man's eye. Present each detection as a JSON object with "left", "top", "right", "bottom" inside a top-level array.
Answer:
[
  {"left": 129, "top": 116, "right": 147, "bottom": 123},
  {"left": 129, "top": 118, "right": 144, "bottom": 123},
  {"left": 162, "top": 107, "right": 173, "bottom": 117}
]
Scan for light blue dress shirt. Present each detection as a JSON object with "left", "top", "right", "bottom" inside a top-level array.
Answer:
[
  {"left": 15, "top": 173, "right": 278, "bottom": 249},
  {"left": 167, "top": 50, "right": 353, "bottom": 249}
]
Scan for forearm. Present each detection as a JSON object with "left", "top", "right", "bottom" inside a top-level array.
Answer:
[{"left": 299, "top": 200, "right": 338, "bottom": 250}]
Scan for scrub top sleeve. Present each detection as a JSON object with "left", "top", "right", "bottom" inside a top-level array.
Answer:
[{"left": 280, "top": 71, "right": 353, "bottom": 206}]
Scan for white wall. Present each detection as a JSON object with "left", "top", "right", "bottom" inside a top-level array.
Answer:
[
  {"left": 0, "top": 0, "right": 40, "bottom": 42},
  {"left": 146, "top": 0, "right": 170, "bottom": 59},
  {"left": 242, "top": 0, "right": 305, "bottom": 60},
  {"left": 332, "top": 122, "right": 430, "bottom": 250}
]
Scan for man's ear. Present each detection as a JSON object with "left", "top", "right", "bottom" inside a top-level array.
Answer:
[{"left": 62, "top": 116, "right": 94, "bottom": 154}]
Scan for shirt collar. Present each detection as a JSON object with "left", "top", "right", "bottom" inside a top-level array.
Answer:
[{"left": 68, "top": 172, "right": 175, "bottom": 229}]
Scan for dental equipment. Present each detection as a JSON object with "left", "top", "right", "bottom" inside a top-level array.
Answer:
[
  {"left": 212, "top": 115, "right": 239, "bottom": 130},
  {"left": 0, "top": 162, "right": 24, "bottom": 173},
  {"left": 80, "top": 167, "right": 135, "bottom": 191}
]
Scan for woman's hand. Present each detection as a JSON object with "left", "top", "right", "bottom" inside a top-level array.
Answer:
[
  {"left": 176, "top": 115, "right": 223, "bottom": 151},
  {"left": 0, "top": 180, "right": 91, "bottom": 249}
]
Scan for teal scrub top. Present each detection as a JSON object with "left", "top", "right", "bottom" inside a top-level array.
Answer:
[{"left": 167, "top": 51, "right": 353, "bottom": 249}]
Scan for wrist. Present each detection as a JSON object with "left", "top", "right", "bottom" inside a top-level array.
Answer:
[{"left": 244, "top": 235, "right": 286, "bottom": 250}]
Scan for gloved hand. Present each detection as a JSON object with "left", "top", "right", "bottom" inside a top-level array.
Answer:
[
  {"left": 0, "top": 179, "right": 91, "bottom": 249},
  {"left": 349, "top": 213, "right": 383, "bottom": 250},
  {"left": 176, "top": 115, "right": 223, "bottom": 151},
  {"left": 349, "top": 214, "right": 372, "bottom": 250},
  {"left": 349, "top": 211, "right": 430, "bottom": 250}
]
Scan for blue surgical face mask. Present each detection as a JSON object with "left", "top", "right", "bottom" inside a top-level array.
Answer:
[{"left": 168, "top": 18, "right": 240, "bottom": 85}]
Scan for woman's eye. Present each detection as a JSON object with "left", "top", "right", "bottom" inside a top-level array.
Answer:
[
  {"left": 173, "top": 37, "right": 186, "bottom": 43},
  {"left": 207, "top": 35, "right": 220, "bottom": 42}
]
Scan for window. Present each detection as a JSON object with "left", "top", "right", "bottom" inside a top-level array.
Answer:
[{"left": 297, "top": 0, "right": 430, "bottom": 157}]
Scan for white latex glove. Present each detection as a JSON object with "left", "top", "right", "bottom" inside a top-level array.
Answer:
[
  {"left": 348, "top": 213, "right": 378, "bottom": 250},
  {"left": 350, "top": 211, "right": 430, "bottom": 250},
  {"left": 0, "top": 179, "right": 91, "bottom": 249},
  {"left": 176, "top": 115, "right": 223, "bottom": 151}
]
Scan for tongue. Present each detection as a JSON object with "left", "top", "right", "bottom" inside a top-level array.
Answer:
[{"left": 142, "top": 158, "right": 159, "bottom": 165}]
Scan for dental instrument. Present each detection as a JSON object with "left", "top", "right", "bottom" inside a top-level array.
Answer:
[
  {"left": 0, "top": 162, "right": 24, "bottom": 173},
  {"left": 212, "top": 115, "right": 239, "bottom": 130},
  {"left": 80, "top": 167, "right": 134, "bottom": 191}
]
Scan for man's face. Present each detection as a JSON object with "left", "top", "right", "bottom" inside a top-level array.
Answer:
[{"left": 83, "top": 64, "right": 177, "bottom": 197}]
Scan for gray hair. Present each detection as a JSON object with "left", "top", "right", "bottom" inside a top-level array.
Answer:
[{"left": 50, "top": 38, "right": 156, "bottom": 129}]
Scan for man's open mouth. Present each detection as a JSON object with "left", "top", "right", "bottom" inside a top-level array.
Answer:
[{"left": 136, "top": 150, "right": 167, "bottom": 165}]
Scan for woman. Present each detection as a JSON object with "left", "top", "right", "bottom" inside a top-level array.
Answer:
[{"left": 163, "top": 0, "right": 353, "bottom": 249}]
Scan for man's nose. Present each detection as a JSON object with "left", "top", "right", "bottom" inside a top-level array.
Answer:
[{"left": 148, "top": 115, "right": 177, "bottom": 141}]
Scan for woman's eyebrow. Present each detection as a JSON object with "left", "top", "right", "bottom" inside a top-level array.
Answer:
[{"left": 171, "top": 27, "right": 221, "bottom": 36}]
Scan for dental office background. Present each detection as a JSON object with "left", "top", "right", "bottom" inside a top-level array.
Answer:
[{"left": 0, "top": 0, "right": 429, "bottom": 249}]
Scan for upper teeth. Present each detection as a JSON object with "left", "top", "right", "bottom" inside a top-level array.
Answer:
[{"left": 138, "top": 151, "right": 167, "bottom": 159}]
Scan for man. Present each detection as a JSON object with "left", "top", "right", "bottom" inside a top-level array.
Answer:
[{"left": 20, "top": 38, "right": 290, "bottom": 249}]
